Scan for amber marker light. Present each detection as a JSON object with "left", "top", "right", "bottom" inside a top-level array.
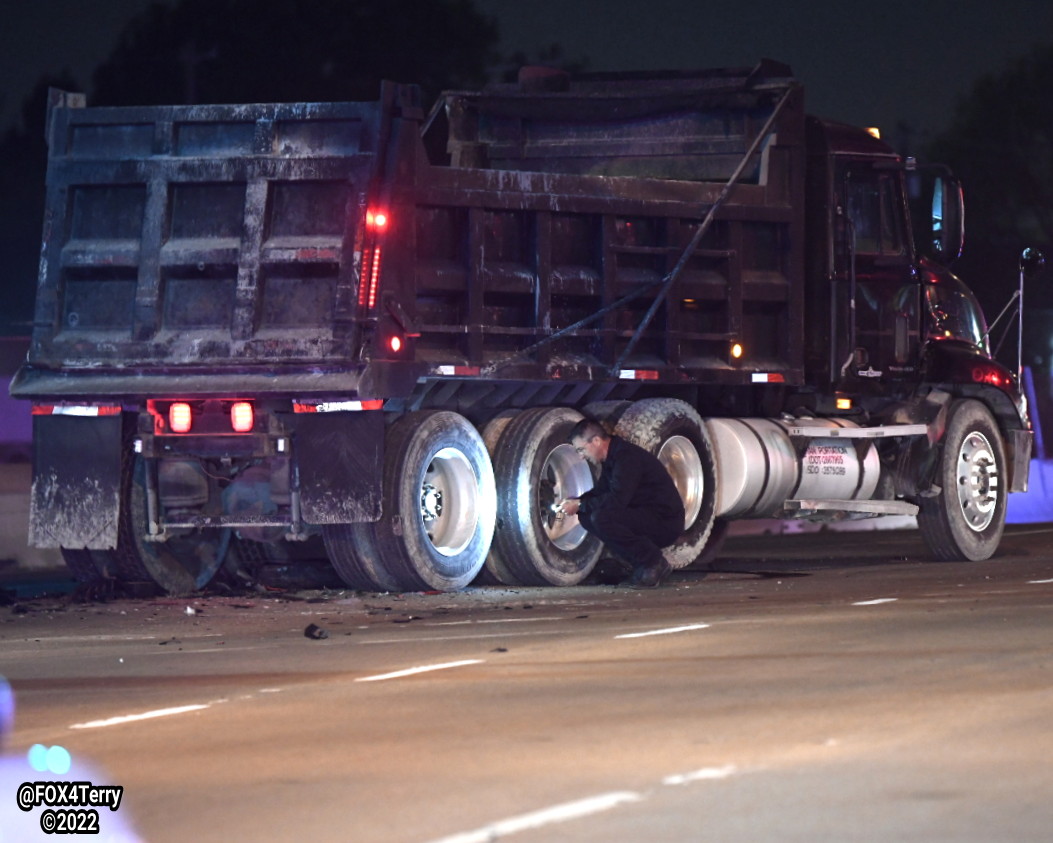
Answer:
[{"left": 730, "top": 342, "right": 744, "bottom": 359}]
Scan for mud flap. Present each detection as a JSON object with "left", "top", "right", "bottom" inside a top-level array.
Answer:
[
  {"left": 29, "top": 414, "right": 122, "bottom": 548},
  {"left": 1008, "top": 428, "right": 1032, "bottom": 493},
  {"left": 295, "top": 411, "right": 383, "bottom": 523}
]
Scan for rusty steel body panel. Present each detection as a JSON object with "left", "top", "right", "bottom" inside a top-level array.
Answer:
[{"left": 13, "top": 64, "right": 808, "bottom": 404}]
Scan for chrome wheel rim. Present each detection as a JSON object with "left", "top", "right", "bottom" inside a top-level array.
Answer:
[
  {"left": 420, "top": 447, "right": 480, "bottom": 556},
  {"left": 658, "top": 434, "right": 704, "bottom": 530},
  {"left": 956, "top": 431, "right": 999, "bottom": 532},
  {"left": 538, "top": 443, "right": 593, "bottom": 551}
]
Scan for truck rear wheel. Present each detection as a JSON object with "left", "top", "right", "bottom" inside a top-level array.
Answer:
[
  {"left": 323, "top": 521, "right": 403, "bottom": 592},
  {"left": 115, "top": 454, "right": 232, "bottom": 595},
  {"left": 918, "top": 399, "right": 1006, "bottom": 561},
  {"left": 582, "top": 400, "right": 632, "bottom": 433},
  {"left": 368, "top": 411, "right": 496, "bottom": 591},
  {"left": 614, "top": 398, "right": 719, "bottom": 569},
  {"left": 59, "top": 548, "right": 108, "bottom": 582},
  {"left": 477, "top": 410, "right": 523, "bottom": 585},
  {"left": 491, "top": 407, "right": 602, "bottom": 586}
]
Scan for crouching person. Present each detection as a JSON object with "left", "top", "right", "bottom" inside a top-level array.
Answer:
[{"left": 558, "top": 417, "right": 684, "bottom": 588}]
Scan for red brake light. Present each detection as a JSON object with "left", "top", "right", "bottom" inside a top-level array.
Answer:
[
  {"left": 230, "top": 401, "right": 254, "bottom": 433},
  {"left": 366, "top": 210, "right": 388, "bottom": 230},
  {"left": 389, "top": 335, "right": 402, "bottom": 353},
  {"left": 169, "top": 402, "right": 192, "bottom": 433}
]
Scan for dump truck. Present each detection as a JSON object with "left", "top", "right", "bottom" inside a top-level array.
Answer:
[{"left": 11, "top": 60, "right": 1033, "bottom": 594}]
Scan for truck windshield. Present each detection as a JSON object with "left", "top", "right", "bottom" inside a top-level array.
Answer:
[{"left": 925, "top": 278, "right": 989, "bottom": 353}]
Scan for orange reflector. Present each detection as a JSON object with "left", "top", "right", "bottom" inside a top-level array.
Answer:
[
  {"left": 230, "top": 401, "right": 254, "bottom": 433},
  {"left": 169, "top": 402, "right": 192, "bottom": 433}
]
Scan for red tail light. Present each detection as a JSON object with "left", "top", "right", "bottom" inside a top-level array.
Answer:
[
  {"left": 230, "top": 401, "right": 254, "bottom": 432},
  {"left": 358, "top": 245, "right": 382, "bottom": 309},
  {"left": 169, "top": 402, "right": 193, "bottom": 433},
  {"left": 358, "top": 209, "right": 388, "bottom": 310}
]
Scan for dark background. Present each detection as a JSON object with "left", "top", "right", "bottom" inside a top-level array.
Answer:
[{"left": 2, "top": 0, "right": 1052, "bottom": 358}]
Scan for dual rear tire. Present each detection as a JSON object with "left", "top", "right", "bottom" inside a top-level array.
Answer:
[
  {"left": 324, "top": 411, "right": 496, "bottom": 591},
  {"left": 322, "top": 401, "right": 722, "bottom": 591}
]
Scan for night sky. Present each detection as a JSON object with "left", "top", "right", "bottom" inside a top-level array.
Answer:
[{"left": 2, "top": 0, "right": 1052, "bottom": 145}]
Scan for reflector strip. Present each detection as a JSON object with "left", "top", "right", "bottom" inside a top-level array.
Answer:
[
  {"left": 434, "top": 365, "right": 481, "bottom": 376},
  {"left": 32, "top": 405, "right": 122, "bottom": 417},
  {"left": 751, "top": 373, "right": 786, "bottom": 383},
  {"left": 293, "top": 400, "right": 384, "bottom": 413},
  {"left": 618, "top": 369, "right": 659, "bottom": 381}
]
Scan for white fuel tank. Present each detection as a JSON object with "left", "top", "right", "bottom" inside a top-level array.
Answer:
[{"left": 706, "top": 418, "right": 881, "bottom": 519}]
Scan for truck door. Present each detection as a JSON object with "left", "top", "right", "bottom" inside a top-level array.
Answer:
[{"left": 832, "top": 162, "right": 920, "bottom": 390}]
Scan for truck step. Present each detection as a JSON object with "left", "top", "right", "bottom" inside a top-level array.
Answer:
[{"left": 782, "top": 499, "right": 920, "bottom": 520}]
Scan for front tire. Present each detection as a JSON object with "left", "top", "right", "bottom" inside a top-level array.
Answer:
[{"left": 918, "top": 399, "right": 1007, "bottom": 561}]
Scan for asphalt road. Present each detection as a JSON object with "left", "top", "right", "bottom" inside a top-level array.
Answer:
[{"left": 2, "top": 525, "right": 1053, "bottom": 842}]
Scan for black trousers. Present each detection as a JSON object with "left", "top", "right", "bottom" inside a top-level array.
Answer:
[{"left": 578, "top": 505, "right": 681, "bottom": 570}]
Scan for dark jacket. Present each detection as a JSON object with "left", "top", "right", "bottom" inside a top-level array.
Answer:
[{"left": 578, "top": 436, "right": 685, "bottom": 525}]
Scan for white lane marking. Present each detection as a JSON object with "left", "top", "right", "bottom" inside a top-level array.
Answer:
[
  {"left": 615, "top": 623, "right": 710, "bottom": 639},
  {"left": 853, "top": 598, "right": 898, "bottom": 606},
  {"left": 1028, "top": 578, "right": 1053, "bottom": 584},
  {"left": 70, "top": 704, "right": 212, "bottom": 730},
  {"left": 430, "top": 617, "right": 563, "bottom": 626},
  {"left": 158, "top": 646, "right": 266, "bottom": 654},
  {"left": 18, "top": 634, "right": 222, "bottom": 643},
  {"left": 663, "top": 765, "right": 737, "bottom": 786},
  {"left": 359, "top": 630, "right": 568, "bottom": 645},
  {"left": 426, "top": 791, "right": 642, "bottom": 843},
  {"left": 356, "top": 659, "right": 484, "bottom": 683}
]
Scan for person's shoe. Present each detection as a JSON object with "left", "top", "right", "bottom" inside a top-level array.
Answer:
[{"left": 626, "top": 559, "right": 672, "bottom": 589}]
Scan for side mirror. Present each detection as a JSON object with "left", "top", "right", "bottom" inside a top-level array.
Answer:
[
  {"left": 1020, "top": 247, "right": 1045, "bottom": 278},
  {"left": 928, "top": 173, "right": 964, "bottom": 264},
  {"left": 909, "top": 166, "right": 964, "bottom": 265}
]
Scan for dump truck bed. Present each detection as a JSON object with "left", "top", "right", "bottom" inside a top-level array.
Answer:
[
  {"left": 14, "top": 85, "right": 425, "bottom": 399},
  {"left": 15, "top": 64, "right": 807, "bottom": 402}
]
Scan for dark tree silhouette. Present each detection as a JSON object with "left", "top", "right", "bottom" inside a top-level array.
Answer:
[
  {"left": 0, "top": 0, "right": 500, "bottom": 335},
  {"left": 91, "top": 0, "right": 499, "bottom": 107},
  {"left": 926, "top": 44, "right": 1053, "bottom": 314},
  {"left": 0, "top": 71, "right": 80, "bottom": 334}
]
